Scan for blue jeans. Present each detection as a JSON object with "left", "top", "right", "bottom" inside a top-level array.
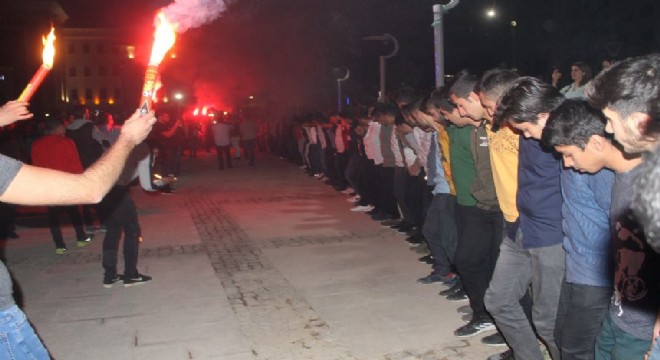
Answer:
[{"left": 0, "top": 305, "right": 49, "bottom": 360}]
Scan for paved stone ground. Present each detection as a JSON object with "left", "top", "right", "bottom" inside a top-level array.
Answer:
[{"left": 2, "top": 152, "right": 508, "bottom": 360}]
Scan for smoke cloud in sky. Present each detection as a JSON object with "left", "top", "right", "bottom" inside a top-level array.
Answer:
[{"left": 162, "top": 0, "right": 227, "bottom": 33}]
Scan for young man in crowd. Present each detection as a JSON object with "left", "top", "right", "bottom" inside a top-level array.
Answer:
[
  {"left": 447, "top": 70, "right": 505, "bottom": 337},
  {"left": 487, "top": 77, "right": 565, "bottom": 360},
  {"left": 513, "top": 96, "right": 616, "bottom": 360},
  {"left": 370, "top": 103, "right": 401, "bottom": 222},
  {"left": 411, "top": 97, "right": 458, "bottom": 286},
  {"left": 582, "top": 53, "right": 660, "bottom": 360}
]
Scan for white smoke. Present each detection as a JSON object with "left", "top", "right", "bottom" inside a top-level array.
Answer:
[{"left": 162, "top": 0, "right": 227, "bottom": 33}]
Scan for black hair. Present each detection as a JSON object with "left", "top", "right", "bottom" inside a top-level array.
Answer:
[
  {"left": 448, "top": 69, "right": 479, "bottom": 99},
  {"left": 43, "top": 117, "right": 64, "bottom": 134},
  {"left": 371, "top": 102, "right": 400, "bottom": 118},
  {"left": 71, "top": 105, "right": 87, "bottom": 119},
  {"left": 494, "top": 76, "right": 565, "bottom": 126},
  {"left": 395, "top": 86, "right": 417, "bottom": 106},
  {"left": 542, "top": 99, "right": 608, "bottom": 149},
  {"left": 475, "top": 68, "right": 520, "bottom": 102},
  {"left": 425, "top": 86, "right": 453, "bottom": 113},
  {"left": 586, "top": 53, "right": 660, "bottom": 136}
]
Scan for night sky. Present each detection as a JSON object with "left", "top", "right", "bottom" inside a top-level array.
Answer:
[{"left": 11, "top": 0, "right": 660, "bottom": 114}]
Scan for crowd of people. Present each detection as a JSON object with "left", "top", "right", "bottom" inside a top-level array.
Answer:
[
  {"left": 270, "top": 54, "right": 660, "bottom": 360},
  {"left": 0, "top": 50, "right": 658, "bottom": 359}
]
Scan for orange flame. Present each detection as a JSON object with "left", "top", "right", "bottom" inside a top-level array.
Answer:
[
  {"left": 42, "top": 26, "right": 56, "bottom": 69},
  {"left": 149, "top": 12, "right": 177, "bottom": 66}
]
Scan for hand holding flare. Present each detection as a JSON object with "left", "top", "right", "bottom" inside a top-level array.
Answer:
[
  {"left": 139, "top": 12, "right": 177, "bottom": 114},
  {"left": 18, "top": 27, "right": 56, "bottom": 102}
]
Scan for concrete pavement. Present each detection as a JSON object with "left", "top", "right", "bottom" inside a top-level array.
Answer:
[{"left": 2, "top": 151, "right": 504, "bottom": 360}]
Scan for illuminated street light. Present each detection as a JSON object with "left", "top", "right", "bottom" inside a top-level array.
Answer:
[
  {"left": 173, "top": 92, "right": 184, "bottom": 100},
  {"left": 486, "top": 8, "right": 496, "bottom": 17}
]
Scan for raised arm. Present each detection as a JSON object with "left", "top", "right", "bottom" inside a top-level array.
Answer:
[{"left": 0, "top": 110, "right": 156, "bottom": 206}]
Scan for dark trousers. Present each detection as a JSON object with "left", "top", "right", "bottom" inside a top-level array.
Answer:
[
  {"left": 334, "top": 152, "right": 349, "bottom": 189},
  {"left": 394, "top": 167, "right": 419, "bottom": 225},
  {"left": 375, "top": 165, "right": 399, "bottom": 218},
  {"left": 243, "top": 139, "right": 256, "bottom": 166},
  {"left": 422, "top": 193, "right": 457, "bottom": 275},
  {"left": 98, "top": 186, "right": 140, "bottom": 279},
  {"left": 358, "top": 158, "right": 378, "bottom": 207},
  {"left": 555, "top": 279, "right": 612, "bottom": 360},
  {"left": 344, "top": 154, "right": 361, "bottom": 194},
  {"left": 454, "top": 204, "right": 504, "bottom": 320},
  {"left": 47, "top": 206, "right": 87, "bottom": 249},
  {"left": 215, "top": 145, "right": 232, "bottom": 169},
  {"left": 406, "top": 173, "right": 427, "bottom": 228}
]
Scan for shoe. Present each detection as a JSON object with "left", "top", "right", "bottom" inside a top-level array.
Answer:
[
  {"left": 370, "top": 212, "right": 391, "bottom": 222},
  {"left": 341, "top": 188, "right": 354, "bottom": 195},
  {"left": 77, "top": 236, "right": 93, "bottom": 247},
  {"left": 350, "top": 205, "right": 374, "bottom": 212},
  {"left": 487, "top": 349, "right": 515, "bottom": 359},
  {"left": 417, "top": 255, "right": 433, "bottom": 265},
  {"left": 99, "top": 225, "right": 107, "bottom": 233},
  {"left": 454, "top": 318, "right": 495, "bottom": 338},
  {"left": 407, "top": 233, "right": 424, "bottom": 246},
  {"left": 417, "top": 273, "right": 447, "bottom": 285},
  {"left": 457, "top": 304, "right": 473, "bottom": 315},
  {"left": 55, "top": 248, "right": 67, "bottom": 255},
  {"left": 381, "top": 219, "right": 401, "bottom": 227},
  {"left": 103, "top": 274, "right": 124, "bottom": 289},
  {"left": 446, "top": 288, "right": 469, "bottom": 301},
  {"left": 124, "top": 274, "right": 152, "bottom": 287},
  {"left": 346, "top": 196, "right": 360, "bottom": 203},
  {"left": 461, "top": 313, "right": 472, "bottom": 322},
  {"left": 415, "top": 243, "right": 430, "bottom": 254},
  {"left": 392, "top": 223, "right": 414, "bottom": 233},
  {"left": 482, "top": 332, "right": 507, "bottom": 347},
  {"left": 439, "top": 282, "right": 462, "bottom": 296}
]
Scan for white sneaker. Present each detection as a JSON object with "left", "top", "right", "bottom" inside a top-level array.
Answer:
[{"left": 351, "top": 205, "right": 374, "bottom": 212}]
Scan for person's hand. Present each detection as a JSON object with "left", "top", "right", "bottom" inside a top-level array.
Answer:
[
  {"left": 0, "top": 101, "right": 32, "bottom": 126},
  {"left": 408, "top": 163, "right": 421, "bottom": 177},
  {"left": 119, "top": 109, "right": 157, "bottom": 146}
]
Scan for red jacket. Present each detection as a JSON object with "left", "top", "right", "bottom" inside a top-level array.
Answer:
[{"left": 31, "top": 135, "right": 84, "bottom": 174}]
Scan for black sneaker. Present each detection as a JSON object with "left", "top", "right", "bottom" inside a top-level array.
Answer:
[
  {"left": 482, "top": 332, "right": 507, "bottom": 347},
  {"left": 439, "top": 282, "right": 462, "bottom": 296},
  {"left": 487, "top": 349, "right": 515, "bottom": 360},
  {"left": 103, "top": 274, "right": 124, "bottom": 289},
  {"left": 454, "top": 318, "right": 495, "bottom": 337},
  {"left": 457, "top": 304, "right": 473, "bottom": 315},
  {"left": 446, "top": 289, "right": 469, "bottom": 301},
  {"left": 417, "top": 273, "right": 445, "bottom": 285},
  {"left": 417, "top": 254, "right": 433, "bottom": 265},
  {"left": 124, "top": 274, "right": 152, "bottom": 287}
]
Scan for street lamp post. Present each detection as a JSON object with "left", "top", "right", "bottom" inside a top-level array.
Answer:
[
  {"left": 332, "top": 67, "right": 350, "bottom": 112},
  {"left": 363, "top": 34, "right": 399, "bottom": 102},
  {"left": 431, "top": 0, "right": 460, "bottom": 87}
]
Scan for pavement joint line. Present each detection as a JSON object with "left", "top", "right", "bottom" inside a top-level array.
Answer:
[{"left": 186, "top": 195, "right": 361, "bottom": 359}]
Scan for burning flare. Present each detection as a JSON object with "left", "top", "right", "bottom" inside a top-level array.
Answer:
[
  {"left": 149, "top": 12, "right": 177, "bottom": 66},
  {"left": 18, "top": 26, "right": 56, "bottom": 101},
  {"left": 139, "top": 12, "right": 178, "bottom": 114}
]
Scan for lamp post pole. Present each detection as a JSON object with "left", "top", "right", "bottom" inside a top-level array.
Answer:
[
  {"left": 432, "top": 0, "right": 460, "bottom": 87},
  {"left": 363, "top": 34, "right": 399, "bottom": 103}
]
